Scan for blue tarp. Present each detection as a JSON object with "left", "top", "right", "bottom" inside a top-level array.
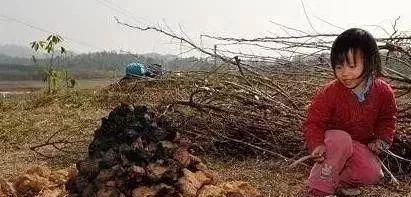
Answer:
[{"left": 125, "top": 62, "right": 146, "bottom": 77}]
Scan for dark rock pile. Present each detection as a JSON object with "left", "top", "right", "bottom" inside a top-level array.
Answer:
[{"left": 66, "top": 104, "right": 260, "bottom": 197}]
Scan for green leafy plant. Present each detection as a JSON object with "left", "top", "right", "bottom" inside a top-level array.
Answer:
[{"left": 30, "top": 34, "right": 68, "bottom": 93}]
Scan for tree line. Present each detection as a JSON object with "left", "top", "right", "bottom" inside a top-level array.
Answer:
[{"left": 0, "top": 51, "right": 214, "bottom": 80}]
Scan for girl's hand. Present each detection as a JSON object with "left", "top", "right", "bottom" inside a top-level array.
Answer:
[
  {"left": 311, "top": 145, "right": 326, "bottom": 163},
  {"left": 368, "top": 139, "right": 386, "bottom": 154}
]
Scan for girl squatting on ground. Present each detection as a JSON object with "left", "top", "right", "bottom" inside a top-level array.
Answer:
[{"left": 303, "top": 28, "right": 397, "bottom": 197}]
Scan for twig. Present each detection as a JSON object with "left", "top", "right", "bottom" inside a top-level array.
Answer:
[
  {"left": 288, "top": 155, "right": 313, "bottom": 169},
  {"left": 377, "top": 157, "right": 400, "bottom": 185},
  {"left": 30, "top": 129, "right": 88, "bottom": 158},
  {"left": 216, "top": 132, "right": 290, "bottom": 161}
]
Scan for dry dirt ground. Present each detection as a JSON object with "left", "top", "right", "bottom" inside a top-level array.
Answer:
[{"left": 1, "top": 78, "right": 410, "bottom": 196}]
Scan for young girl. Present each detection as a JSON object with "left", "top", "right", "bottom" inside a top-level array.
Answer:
[{"left": 303, "top": 28, "right": 397, "bottom": 196}]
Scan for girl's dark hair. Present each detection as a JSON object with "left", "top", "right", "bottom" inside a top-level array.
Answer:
[{"left": 330, "top": 28, "right": 381, "bottom": 78}]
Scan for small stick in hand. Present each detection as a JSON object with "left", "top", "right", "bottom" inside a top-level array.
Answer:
[{"left": 288, "top": 155, "right": 314, "bottom": 169}]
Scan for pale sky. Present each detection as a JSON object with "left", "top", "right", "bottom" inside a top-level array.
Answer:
[{"left": 1, "top": 0, "right": 410, "bottom": 55}]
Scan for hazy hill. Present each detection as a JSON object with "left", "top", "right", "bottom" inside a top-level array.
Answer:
[{"left": 0, "top": 44, "right": 34, "bottom": 58}]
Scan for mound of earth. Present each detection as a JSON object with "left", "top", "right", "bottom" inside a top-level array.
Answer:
[{"left": 63, "top": 104, "right": 261, "bottom": 197}]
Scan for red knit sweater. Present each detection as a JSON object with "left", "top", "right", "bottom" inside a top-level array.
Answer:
[{"left": 303, "top": 78, "right": 397, "bottom": 153}]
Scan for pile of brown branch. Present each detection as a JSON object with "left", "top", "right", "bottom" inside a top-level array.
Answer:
[{"left": 158, "top": 70, "right": 315, "bottom": 159}]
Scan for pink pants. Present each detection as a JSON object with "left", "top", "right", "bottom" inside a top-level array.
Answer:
[{"left": 308, "top": 130, "right": 383, "bottom": 194}]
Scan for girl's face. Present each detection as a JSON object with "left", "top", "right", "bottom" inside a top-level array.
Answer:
[{"left": 334, "top": 49, "right": 365, "bottom": 89}]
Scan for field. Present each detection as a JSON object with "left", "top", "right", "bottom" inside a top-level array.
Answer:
[
  {"left": 0, "top": 73, "right": 410, "bottom": 196},
  {"left": 0, "top": 78, "right": 118, "bottom": 91}
]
